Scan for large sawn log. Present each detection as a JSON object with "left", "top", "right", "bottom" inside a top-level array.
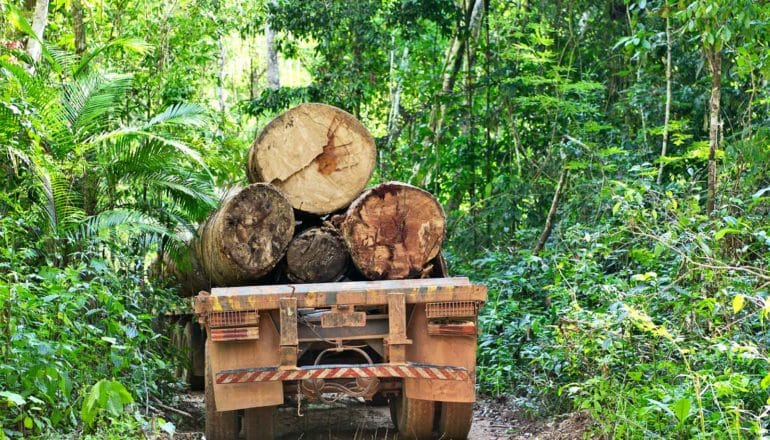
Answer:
[
  {"left": 193, "top": 183, "right": 294, "bottom": 286},
  {"left": 285, "top": 227, "right": 348, "bottom": 283},
  {"left": 247, "top": 103, "right": 376, "bottom": 215},
  {"left": 341, "top": 182, "right": 446, "bottom": 280}
]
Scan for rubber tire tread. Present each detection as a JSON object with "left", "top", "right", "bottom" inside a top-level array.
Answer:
[
  {"left": 437, "top": 402, "right": 474, "bottom": 439},
  {"left": 243, "top": 406, "right": 276, "bottom": 440},
  {"left": 391, "top": 395, "right": 435, "bottom": 440}
]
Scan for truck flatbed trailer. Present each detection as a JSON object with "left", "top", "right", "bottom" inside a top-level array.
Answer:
[{"left": 194, "top": 277, "right": 487, "bottom": 440}]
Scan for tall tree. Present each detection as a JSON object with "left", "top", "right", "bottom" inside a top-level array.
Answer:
[
  {"left": 657, "top": 4, "right": 672, "bottom": 185},
  {"left": 265, "top": 0, "right": 280, "bottom": 90},
  {"left": 26, "top": 0, "right": 49, "bottom": 64},
  {"left": 72, "top": 0, "right": 86, "bottom": 54}
]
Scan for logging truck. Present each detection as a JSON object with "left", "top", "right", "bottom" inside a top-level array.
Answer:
[{"left": 193, "top": 277, "right": 487, "bottom": 439}]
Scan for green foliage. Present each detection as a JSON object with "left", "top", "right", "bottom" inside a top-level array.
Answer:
[
  {"left": 80, "top": 380, "right": 133, "bottom": 429},
  {"left": 2, "top": 0, "right": 770, "bottom": 437}
]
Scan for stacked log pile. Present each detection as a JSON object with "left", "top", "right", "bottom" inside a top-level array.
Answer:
[{"left": 179, "top": 103, "right": 448, "bottom": 292}]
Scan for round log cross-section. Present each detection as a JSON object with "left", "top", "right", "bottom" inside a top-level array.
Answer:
[
  {"left": 247, "top": 103, "right": 376, "bottom": 214},
  {"left": 286, "top": 227, "right": 348, "bottom": 283},
  {"left": 341, "top": 182, "right": 446, "bottom": 280},
  {"left": 193, "top": 183, "right": 294, "bottom": 286}
]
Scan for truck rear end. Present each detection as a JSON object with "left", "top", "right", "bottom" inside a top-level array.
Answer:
[{"left": 194, "top": 277, "right": 486, "bottom": 439}]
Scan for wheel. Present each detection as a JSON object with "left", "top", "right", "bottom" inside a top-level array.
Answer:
[
  {"left": 205, "top": 346, "right": 238, "bottom": 440},
  {"left": 389, "top": 395, "right": 434, "bottom": 440},
  {"left": 187, "top": 321, "right": 206, "bottom": 391},
  {"left": 437, "top": 402, "right": 473, "bottom": 439},
  {"left": 243, "top": 406, "right": 276, "bottom": 440}
]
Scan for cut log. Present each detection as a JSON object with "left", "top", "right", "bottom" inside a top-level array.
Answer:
[
  {"left": 286, "top": 227, "right": 348, "bottom": 283},
  {"left": 193, "top": 183, "right": 294, "bottom": 286},
  {"left": 149, "top": 249, "right": 208, "bottom": 297},
  {"left": 341, "top": 182, "right": 446, "bottom": 280},
  {"left": 247, "top": 103, "right": 376, "bottom": 214}
]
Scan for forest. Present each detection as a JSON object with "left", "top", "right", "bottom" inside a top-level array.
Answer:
[{"left": 1, "top": 0, "right": 770, "bottom": 438}]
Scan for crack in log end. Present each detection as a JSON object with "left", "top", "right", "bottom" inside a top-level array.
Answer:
[{"left": 248, "top": 103, "right": 376, "bottom": 214}]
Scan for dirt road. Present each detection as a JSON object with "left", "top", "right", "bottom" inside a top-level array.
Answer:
[{"left": 172, "top": 392, "right": 591, "bottom": 439}]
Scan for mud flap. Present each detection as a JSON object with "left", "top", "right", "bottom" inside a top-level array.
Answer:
[{"left": 209, "top": 311, "right": 284, "bottom": 411}]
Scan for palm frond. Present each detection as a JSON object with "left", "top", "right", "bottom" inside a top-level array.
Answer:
[
  {"left": 63, "top": 72, "right": 132, "bottom": 141},
  {"left": 74, "top": 38, "right": 151, "bottom": 78},
  {"left": 144, "top": 103, "right": 208, "bottom": 129},
  {"left": 93, "top": 127, "right": 206, "bottom": 168},
  {"left": 72, "top": 208, "right": 171, "bottom": 242}
]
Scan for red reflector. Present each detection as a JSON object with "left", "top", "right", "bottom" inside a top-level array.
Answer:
[
  {"left": 210, "top": 327, "right": 259, "bottom": 342},
  {"left": 427, "top": 321, "right": 477, "bottom": 336}
]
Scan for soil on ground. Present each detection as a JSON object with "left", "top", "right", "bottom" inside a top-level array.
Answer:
[{"left": 163, "top": 392, "right": 594, "bottom": 439}]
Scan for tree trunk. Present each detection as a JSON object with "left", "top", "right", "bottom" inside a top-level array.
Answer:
[
  {"left": 657, "top": 12, "right": 671, "bottom": 185},
  {"left": 193, "top": 184, "right": 294, "bottom": 286},
  {"left": 286, "top": 227, "right": 348, "bottom": 283},
  {"left": 265, "top": 0, "right": 280, "bottom": 91},
  {"left": 247, "top": 103, "right": 376, "bottom": 214},
  {"left": 706, "top": 47, "right": 721, "bottom": 217},
  {"left": 216, "top": 36, "right": 227, "bottom": 123},
  {"left": 429, "top": 0, "right": 485, "bottom": 138},
  {"left": 341, "top": 182, "right": 446, "bottom": 280},
  {"left": 72, "top": 0, "right": 86, "bottom": 55},
  {"left": 533, "top": 166, "right": 568, "bottom": 256},
  {"left": 26, "top": 0, "right": 50, "bottom": 64}
]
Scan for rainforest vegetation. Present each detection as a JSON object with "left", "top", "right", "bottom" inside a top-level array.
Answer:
[{"left": 1, "top": 0, "right": 770, "bottom": 438}]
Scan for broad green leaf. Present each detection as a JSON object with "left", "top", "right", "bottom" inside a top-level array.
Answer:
[
  {"left": 715, "top": 228, "right": 740, "bottom": 240},
  {"left": 760, "top": 373, "right": 770, "bottom": 390},
  {"left": 0, "top": 391, "right": 26, "bottom": 407},
  {"left": 672, "top": 398, "right": 691, "bottom": 424},
  {"left": 733, "top": 295, "right": 746, "bottom": 314},
  {"left": 23, "top": 417, "right": 33, "bottom": 430}
]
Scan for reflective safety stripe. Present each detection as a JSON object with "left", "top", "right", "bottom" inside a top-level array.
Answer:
[{"left": 215, "top": 363, "right": 471, "bottom": 384}]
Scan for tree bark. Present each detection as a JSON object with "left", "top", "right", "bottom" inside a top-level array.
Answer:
[
  {"left": 706, "top": 47, "right": 721, "bottom": 217},
  {"left": 72, "top": 0, "right": 87, "bottom": 54},
  {"left": 429, "top": 0, "right": 485, "bottom": 138},
  {"left": 657, "top": 12, "right": 672, "bottom": 185},
  {"left": 192, "top": 184, "right": 294, "bottom": 286},
  {"left": 26, "top": 0, "right": 50, "bottom": 64},
  {"left": 533, "top": 166, "right": 568, "bottom": 256},
  {"left": 247, "top": 103, "right": 376, "bottom": 214},
  {"left": 341, "top": 182, "right": 446, "bottom": 280},
  {"left": 265, "top": 0, "right": 280, "bottom": 91},
  {"left": 286, "top": 227, "right": 348, "bottom": 283}
]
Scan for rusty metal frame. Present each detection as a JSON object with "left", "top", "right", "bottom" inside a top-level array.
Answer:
[{"left": 194, "top": 278, "right": 487, "bottom": 315}]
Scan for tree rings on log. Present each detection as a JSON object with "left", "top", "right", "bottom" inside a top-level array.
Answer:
[
  {"left": 247, "top": 103, "right": 376, "bottom": 214},
  {"left": 286, "top": 227, "right": 348, "bottom": 283},
  {"left": 193, "top": 183, "right": 294, "bottom": 286},
  {"left": 341, "top": 182, "right": 446, "bottom": 280}
]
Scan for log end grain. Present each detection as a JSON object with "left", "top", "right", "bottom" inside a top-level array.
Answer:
[
  {"left": 196, "top": 183, "right": 295, "bottom": 286},
  {"left": 286, "top": 227, "right": 348, "bottom": 283},
  {"left": 341, "top": 182, "right": 446, "bottom": 280},
  {"left": 247, "top": 103, "right": 376, "bottom": 214}
]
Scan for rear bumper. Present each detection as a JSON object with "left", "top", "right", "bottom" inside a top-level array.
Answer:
[{"left": 216, "top": 362, "right": 471, "bottom": 384}]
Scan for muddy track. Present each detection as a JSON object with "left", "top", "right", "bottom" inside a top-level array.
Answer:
[{"left": 170, "top": 392, "right": 591, "bottom": 439}]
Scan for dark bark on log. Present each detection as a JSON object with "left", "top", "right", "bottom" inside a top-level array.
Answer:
[
  {"left": 286, "top": 227, "right": 348, "bottom": 283},
  {"left": 193, "top": 183, "right": 294, "bottom": 286},
  {"left": 247, "top": 103, "right": 376, "bottom": 215},
  {"left": 341, "top": 182, "right": 446, "bottom": 280}
]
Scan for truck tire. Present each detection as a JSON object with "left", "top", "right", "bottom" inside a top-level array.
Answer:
[
  {"left": 243, "top": 406, "right": 276, "bottom": 440},
  {"left": 389, "top": 395, "right": 434, "bottom": 440},
  {"left": 204, "top": 349, "right": 238, "bottom": 440},
  {"left": 187, "top": 321, "right": 205, "bottom": 391},
  {"left": 437, "top": 402, "right": 473, "bottom": 439}
]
